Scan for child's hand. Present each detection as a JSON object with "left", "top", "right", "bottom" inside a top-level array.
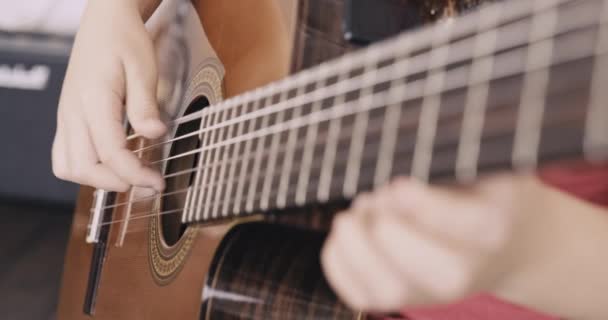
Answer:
[
  {"left": 52, "top": 0, "right": 165, "bottom": 192},
  {"left": 321, "top": 175, "right": 608, "bottom": 318}
]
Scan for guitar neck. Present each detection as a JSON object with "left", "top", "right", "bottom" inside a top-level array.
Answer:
[{"left": 181, "top": 0, "right": 608, "bottom": 224}]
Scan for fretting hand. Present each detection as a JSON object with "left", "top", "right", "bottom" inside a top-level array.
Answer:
[
  {"left": 52, "top": 0, "right": 165, "bottom": 192},
  {"left": 321, "top": 174, "right": 608, "bottom": 318}
]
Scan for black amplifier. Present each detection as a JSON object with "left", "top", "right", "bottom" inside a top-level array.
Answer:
[{"left": 0, "top": 32, "right": 78, "bottom": 205}]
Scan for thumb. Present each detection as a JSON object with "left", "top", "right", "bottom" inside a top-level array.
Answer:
[{"left": 123, "top": 45, "right": 166, "bottom": 139}]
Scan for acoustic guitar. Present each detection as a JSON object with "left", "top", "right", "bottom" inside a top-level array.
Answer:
[{"left": 57, "top": 0, "right": 608, "bottom": 319}]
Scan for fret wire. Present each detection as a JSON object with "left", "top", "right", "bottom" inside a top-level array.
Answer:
[
  {"left": 182, "top": 186, "right": 193, "bottom": 224},
  {"left": 373, "top": 63, "right": 409, "bottom": 188},
  {"left": 260, "top": 86, "right": 289, "bottom": 210},
  {"left": 233, "top": 97, "right": 262, "bottom": 213},
  {"left": 212, "top": 98, "right": 238, "bottom": 217},
  {"left": 585, "top": 1, "right": 608, "bottom": 161},
  {"left": 223, "top": 96, "right": 247, "bottom": 216},
  {"left": 343, "top": 50, "right": 380, "bottom": 197},
  {"left": 456, "top": 4, "right": 501, "bottom": 183},
  {"left": 295, "top": 67, "right": 330, "bottom": 205},
  {"left": 513, "top": 4, "right": 558, "bottom": 170},
  {"left": 203, "top": 105, "right": 229, "bottom": 219},
  {"left": 276, "top": 88, "right": 305, "bottom": 208},
  {"left": 180, "top": 113, "right": 201, "bottom": 223},
  {"left": 317, "top": 59, "right": 353, "bottom": 202},
  {"left": 275, "top": 72, "right": 317, "bottom": 208},
  {"left": 245, "top": 93, "right": 273, "bottom": 212},
  {"left": 411, "top": 25, "right": 452, "bottom": 182},
  {"left": 187, "top": 109, "right": 212, "bottom": 222}
]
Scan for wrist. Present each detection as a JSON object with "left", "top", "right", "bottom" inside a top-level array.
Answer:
[{"left": 493, "top": 183, "right": 608, "bottom": 319}]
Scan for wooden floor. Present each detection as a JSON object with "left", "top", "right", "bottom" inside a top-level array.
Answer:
[{"left": 0, "top": 201, "right": 73, "bottom": 320}]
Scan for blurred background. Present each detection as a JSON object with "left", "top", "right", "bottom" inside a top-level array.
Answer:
[{"left": 0, "top": 1, "right": 86, "bottom": 318}]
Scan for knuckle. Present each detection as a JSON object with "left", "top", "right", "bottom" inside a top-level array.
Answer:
[
  {"left": 99, "top": 148, "right": 126, "bottom": 167},
  {"left": 52, "top": 163, "right": 71, "bottom": 180},
  {"left": 98, "top": 151, "right": 116, "bottom": 165},
  {"left": 114, "top": 182, "right": 131, "bottom": 193},
  {"left": 131, "top": 101, "right": 158, "bottom": 118},
  {"left": 69, "top": 164, "right": 90, "bottom": 181},
  {"left": 352, "top": 193, "right": 372, "bottom": 209},
  {"left": 331, "top": 213, "right": 351, "bottom": 236}
]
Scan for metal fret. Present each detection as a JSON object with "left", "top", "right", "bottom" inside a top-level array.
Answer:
[
  {"left": 343, "top": 52, "right": 379, "bottom": 197},
  {"left": 456, "top": 5, "right": 500, "bottom": 183},
  {"left": 245, "top": 93, "right": 272, "bottom": 212},
  {"left": 212, "top": 99, "right": 238, "bottom": 217},
  {"left": 233, "top": 97, "right": 262, "bottom": 213},
  {"left": 317, "top": 60, "right": 352, "bottom": 202},
  {"left": 585, "top": 2, "right": 608, "bottom": 161},
  {"left": 295, "top": 68, "right": 329, "bottom": 205},
  {"left": 223, "top": 96, "right": 247, "bottom": 216},
  {"left": 411, "top": 26, "right": 452, "bottom": 182},
  {"left": 513, "top": 4, "right": 557, "bottom": 170},
  {"left": 374, "top": 60, "right": 409, "bottom": 187},
  {"left": 203, "top": 106, "right": 229, "bottom": 219},
  {"left": 190, "top": 109, "right": 213, "bottom": 222},
  {"left": 260, "top": 88, "right": 288, "bottom": 210},
  {"left": 277, "top": 82, "right": 308, "bottom": 208}
]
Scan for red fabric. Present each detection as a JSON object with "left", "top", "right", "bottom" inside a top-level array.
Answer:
[
  {"left": 388, "top": 161, "right": 608, "bottom": 320},
  {"left": 402, "top": 294, "right": 557, "bottom": 320}
]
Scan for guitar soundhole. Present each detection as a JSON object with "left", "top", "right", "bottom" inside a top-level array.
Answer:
[{"left": 160, "top": 96, "right": 209, "bottom": 247}]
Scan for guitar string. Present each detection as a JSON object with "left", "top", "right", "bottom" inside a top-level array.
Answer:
[
  {"left": 98, "top": 77, "right": 583, "bottom": 216},
  {"left": 131, "top": 0, "right": 586, "bottom": 147},
  {"left": 94, "top": 0, "right": 603, "bottom": 222},
  {"left": 132, "top": 14, "right": 600, "bottom": 171},
  {"left": 99, "top": 116, "right": 584, "bottom": 228},
  {"left": 96, "top": 55, "right": 594, "bottom": 227},
  {"left": 127, "top": 0, "right": 590, "bottom": 156},
  {"left": 96, "top": 25, "right": 601, "bottom": 214},
  {"left": 104, "top": 60, "right": 591, "bottom": 224},
  {"left": 147, "top": 34, "right": 598, "bottom": 169}
]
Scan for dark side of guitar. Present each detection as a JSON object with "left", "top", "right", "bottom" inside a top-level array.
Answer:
[{"left": 56, "top": 0, "right": 608, "bottom": 319}]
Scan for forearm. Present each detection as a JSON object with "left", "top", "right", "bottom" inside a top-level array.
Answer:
[{"left": 495, "top": 184, "right": 608, "bottom": 319}]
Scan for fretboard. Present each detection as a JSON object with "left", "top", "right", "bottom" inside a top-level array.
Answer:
[{"left": 176, "top": 0, "right": 608, "bottom": 224}]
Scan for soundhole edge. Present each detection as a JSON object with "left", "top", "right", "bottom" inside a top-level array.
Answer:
[{"left": 160, "top": 96, "right": 209, "bottom": 247}]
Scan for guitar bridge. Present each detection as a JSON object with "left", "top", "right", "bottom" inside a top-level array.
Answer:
[{"left": 86, "top": 189, "right": 108, "bottom": 244}]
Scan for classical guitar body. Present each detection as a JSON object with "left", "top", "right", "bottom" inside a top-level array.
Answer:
[
  {"left": 58, "top": 0, "right": 364, "bottom": 319},
  {"left": 57, "top": 0, "right": 608, "bottom": 319}
]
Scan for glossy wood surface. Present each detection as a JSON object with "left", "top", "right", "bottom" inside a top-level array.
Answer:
[
  {"left": 202, "top": 223, "right": 358, "bottom": 320},
  {"left": 57, "top": 1, "right": 294, "bottom": 319}
]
